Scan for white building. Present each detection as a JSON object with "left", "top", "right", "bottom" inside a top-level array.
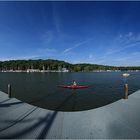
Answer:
[
  {"left": 27, "top": 69, "right": 40, "bottom": 72},
  {"left": 62, "top": 68, "right": 69, "bottom": 72}
]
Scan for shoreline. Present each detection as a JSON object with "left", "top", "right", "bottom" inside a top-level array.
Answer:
[{"left": 0, "top": 70, "right": 140, "bottom": 73}]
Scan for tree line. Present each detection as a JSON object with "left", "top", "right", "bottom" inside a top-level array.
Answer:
[{"left": 0, "top": 59, "right": 140, "bottom": 72}]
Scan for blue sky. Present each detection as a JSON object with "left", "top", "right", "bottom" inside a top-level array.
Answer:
[{"left": 0, "top": 1, "right": 140, "bottom": 66}]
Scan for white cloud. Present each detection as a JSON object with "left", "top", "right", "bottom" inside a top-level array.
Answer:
[
  {"left": 63, "top": 39, "right": 90, "bottom": 54},
  {"left": 34, "top": 47, "right": 58, "bottom": 58},
  {"left": 63, "top": 47, "right": 73, "bottom": 53},
  {"left": 126, "top": 32, "right": 133, "bottom": 37},
  {"left": 0, "top": 55, "right": 40, "bottom": 61},
  {"left": 119, "top": 34, "right": 122, "bottom": 38},
  {"left": 0, "top": 47, "right": 58, "bottom": 61},
  {"left": 38, "top": 48, "right": 57, "bottom": 53},
  {"left": 62, "top": 33, "right": 140, "bottom": 66},
  {"left": 106, "top": 42, "right": 140, "bottom": 55},
  {"left": 52, "top": 3, "right": 61, "bottom": 33},
  {"left": 104, "top": 32, "right": 140, "bottom": 56},
  {"left": 42, "top": 31, "right": 54, "bottom": 44},
  {"left": 75, "top": 40, "right": 89, "bottom": 47},
  {"left": 89, "top": 54, "right": 93, "bottom": 59},
  {"left": 132, "top": 52, "right": 140, "bottom": 56}
]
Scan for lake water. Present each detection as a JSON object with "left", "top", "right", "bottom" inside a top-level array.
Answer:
[{"left": 0, "top": 72, "right": 140, "bottom": 112}]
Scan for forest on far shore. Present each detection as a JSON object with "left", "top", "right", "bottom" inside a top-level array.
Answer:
[{"left": 0, "top": 59, "right": 140, "bottom": 72}]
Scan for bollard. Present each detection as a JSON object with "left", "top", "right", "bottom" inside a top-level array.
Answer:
[
  {"left": 124, "top": 84, "right": 128, "bottom": 99},
  {"left": 8, "top": 84, "right": 11, "bottom": 98}
]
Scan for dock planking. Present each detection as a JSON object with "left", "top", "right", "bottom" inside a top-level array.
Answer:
[{"left": 0, "top": 90, "right": 140, "bottom": 139}]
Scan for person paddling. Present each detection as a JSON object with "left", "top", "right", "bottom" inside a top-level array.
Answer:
[{"left": 72, "top": 80, "right": 77, "bottom": 86}]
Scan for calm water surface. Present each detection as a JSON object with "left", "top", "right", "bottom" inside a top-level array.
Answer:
[{"left": 0, "top": 72, "right": 140, "bottom": 111}]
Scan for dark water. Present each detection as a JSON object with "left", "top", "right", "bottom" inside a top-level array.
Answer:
[{"left": 0, "top": 72, "right": 140, "bottom": 112}]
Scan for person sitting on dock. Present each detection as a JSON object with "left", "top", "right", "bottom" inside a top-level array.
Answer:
[{"left": 72, "top": 80, "right": 77, "bottom": 86}]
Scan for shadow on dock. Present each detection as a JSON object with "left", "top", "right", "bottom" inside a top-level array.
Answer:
[
  {"left": 0, "top": 92, "right": 76, "bottom": 138},
  {"left": 1, "top": 111, "right": 58, "bottom": 139},
  {"left": 0, "top": 101, "right": 23, "bottom": 107},
  {"left": 0, "top": 99, "right": 11, "bottom": 104}
]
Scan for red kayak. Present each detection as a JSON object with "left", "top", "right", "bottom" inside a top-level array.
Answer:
[{"left": 59, "top": 85, "right": 89, "bottom": 89}]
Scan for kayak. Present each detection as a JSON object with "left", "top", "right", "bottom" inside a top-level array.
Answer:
[{"left": 59, "top": 85, "right": 89, "bottom": 89}]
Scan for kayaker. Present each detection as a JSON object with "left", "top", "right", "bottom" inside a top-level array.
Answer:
[{"left": 72, "top": 80, "right": 77, "bottom": 86}]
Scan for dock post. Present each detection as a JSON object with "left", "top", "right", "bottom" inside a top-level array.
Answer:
[
  {"left": 124, "top": 84, "right": 128, "bottom": 99},
  {"left": 8, "top": 84, "right": 11, "bottom": 98}
]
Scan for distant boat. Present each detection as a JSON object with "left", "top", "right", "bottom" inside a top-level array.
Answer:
[{"left": 123, "top": 73, "right": 130, "bottom": 77}]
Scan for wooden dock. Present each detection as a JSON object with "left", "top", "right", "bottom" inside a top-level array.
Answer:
[{"left": 0, "top": 90, "right": 140, "bottom": 139}]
